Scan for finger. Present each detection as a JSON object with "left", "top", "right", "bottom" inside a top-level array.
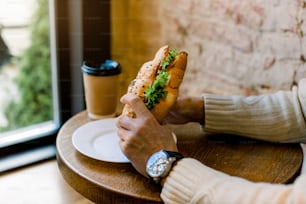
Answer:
[
  {"left": 117, "top": 114, "right": 137, "bottom": 132},
  {"left": 117, "top": 127, "right": 125, "bottom": 141},
  {"left": 116, "top": 115, "right": 127, "bottom": 129},
  {"left": 120, "top": 94, "right": 152, "bottom": 118},
  {"left": 117, "top": 126, "right": 131, "bottom": 142},
  {"left": 118, "top": 139, "right": 128, "bottom": 155}
]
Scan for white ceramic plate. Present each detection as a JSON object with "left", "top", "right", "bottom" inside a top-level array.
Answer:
[{"left": 72, "top": 118, "right": 129, "bottom": 163}]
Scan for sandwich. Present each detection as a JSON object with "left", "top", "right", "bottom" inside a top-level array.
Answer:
[{"left": 122, "top": 45, "right": 188, "bottom": 122}]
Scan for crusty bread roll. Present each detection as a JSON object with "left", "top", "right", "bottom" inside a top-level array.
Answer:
[{"left": 122, "top": 45, "right": 188, "bottom": 122}]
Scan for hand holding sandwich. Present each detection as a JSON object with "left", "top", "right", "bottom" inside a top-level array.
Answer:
[
  {"left": 117, "top": 94, "right": 178, "bottom": 177},
  {"left": 117, "top": 45, "right": 189, "bottom": 179},
  {"left": 117, "top": 94, "right": 205, "bottom": 178}
]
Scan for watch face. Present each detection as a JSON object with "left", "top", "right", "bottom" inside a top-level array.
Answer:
[{"left": 146, "top": 151, "right": 169, "bottom": 178}]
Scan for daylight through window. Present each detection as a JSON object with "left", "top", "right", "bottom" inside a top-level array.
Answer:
[{"left": 0, "top": 0, "right": 59, "bottom": 147}]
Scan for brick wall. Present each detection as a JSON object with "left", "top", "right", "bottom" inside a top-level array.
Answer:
[{"left": 111, "top": 0, "right": 306, "bottom": 97}]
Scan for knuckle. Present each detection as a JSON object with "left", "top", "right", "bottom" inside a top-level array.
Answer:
[{"left": 130, "top": 95, "right": 140, "bottom": 105}]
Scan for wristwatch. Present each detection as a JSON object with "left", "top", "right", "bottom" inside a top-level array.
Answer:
[{"left": 146, "top": 150, "right": 183, "bottom": 184}]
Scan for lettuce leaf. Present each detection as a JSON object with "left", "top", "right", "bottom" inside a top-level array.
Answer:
[{"left": 144, "top": 48, "right": 178, "bottom": 110}]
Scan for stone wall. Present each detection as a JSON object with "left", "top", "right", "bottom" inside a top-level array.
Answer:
[{"left": 111, "top": 0, "right": 306, "bottom": 97}]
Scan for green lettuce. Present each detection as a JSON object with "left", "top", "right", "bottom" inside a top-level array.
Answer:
[{"left": 144, "top": 48, "right": 179, "bottom": 110}]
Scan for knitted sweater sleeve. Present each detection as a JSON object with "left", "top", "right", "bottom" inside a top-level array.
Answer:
[
  {"left": 204, "top": 79, "right": 306, "bottom": 143},
  {"left": 161, "top": 158, "right": 306, "bottom": 204}
]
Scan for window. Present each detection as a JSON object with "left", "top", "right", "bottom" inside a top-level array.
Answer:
[
  {"left": 0, "top": 0, "right": 60, "bottom": 171},
  {"left": 0, "top": 0, "right": 59, "bottom": 147},
  {"left": 0, "top": 0, "right": 110, "bottom": 172}
]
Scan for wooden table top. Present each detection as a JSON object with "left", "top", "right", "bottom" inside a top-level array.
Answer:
[{"left": 56, "top": 111, "right": 303, "bottom": 204}]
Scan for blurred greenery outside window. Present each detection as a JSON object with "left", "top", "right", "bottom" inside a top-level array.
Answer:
[{"left": 0, "top": 0, "right": 58, "bottom": 143}]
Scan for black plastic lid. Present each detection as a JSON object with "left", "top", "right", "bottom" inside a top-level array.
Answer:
[{"left": 82, "top": 59, "right": 122, "bottom": 76}]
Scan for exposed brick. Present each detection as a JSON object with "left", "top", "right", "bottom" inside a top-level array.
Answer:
[
  {"left": 256, "top": 32, "right": 301, "bottom": 59},
  {"left": 112, "top": 0, "right": 306, "bottom": 97}
]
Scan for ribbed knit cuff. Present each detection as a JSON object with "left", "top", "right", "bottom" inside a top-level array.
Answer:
[
  {"left": 161, "top": 158, "right": 227, "bottom": 203},
  {"left": 203, "top": 94, "right": 238, "bottom": 133}
]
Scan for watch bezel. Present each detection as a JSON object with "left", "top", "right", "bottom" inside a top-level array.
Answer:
[{"left": 146, "top": 150, "right": 182, "bottom": 183}]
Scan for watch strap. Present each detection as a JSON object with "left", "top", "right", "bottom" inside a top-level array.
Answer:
[
  {"left": 163, "top": 150, "right": 183, "bottom": 160},
  {"left": 149, "top": 150, "right": 183, "bottom": 184}
]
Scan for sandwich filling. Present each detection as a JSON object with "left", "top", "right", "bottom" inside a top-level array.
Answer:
[{"left": 144, "top": 48, "right": 179, "bottom": 110}]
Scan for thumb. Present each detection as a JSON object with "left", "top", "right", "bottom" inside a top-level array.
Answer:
[{"left": 120, "top": 94, "right": 151, "bottom": 118}]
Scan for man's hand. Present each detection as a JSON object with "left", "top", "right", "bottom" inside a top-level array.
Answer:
[{"left": 117, "top": 94, "right": 178, "bottom": 177}]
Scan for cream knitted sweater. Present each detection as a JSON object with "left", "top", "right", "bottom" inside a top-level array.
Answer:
[{"left": 161, "top": 79, "right": 306, "bottom": 204}]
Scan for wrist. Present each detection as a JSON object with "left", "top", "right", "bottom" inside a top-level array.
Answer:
[
  {"left": 146, "top": 150, "right": 183, "bottom": 185},
  {"left": 177, "top": 96, "right": 204, "bottom": 123},
  {"left": 188, "top": 96, "right": 204, "bottom": 124}
]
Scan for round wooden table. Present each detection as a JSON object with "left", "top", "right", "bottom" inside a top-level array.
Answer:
[{"left": 56, "top": 111, "right": 303, "bottom": 204}]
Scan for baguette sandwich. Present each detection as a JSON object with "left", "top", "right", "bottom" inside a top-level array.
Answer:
[{"left": 122, "top": 45, "right": 188, "bottom": 122}]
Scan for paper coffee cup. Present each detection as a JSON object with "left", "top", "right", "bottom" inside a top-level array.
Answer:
[{"left": 82, "top": 60, "right": 121, "bottom": 119}]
